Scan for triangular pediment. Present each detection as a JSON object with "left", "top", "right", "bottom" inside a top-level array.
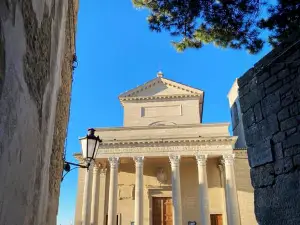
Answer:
[{"left": 119, "top": 77, "right": 203, "bottom": 98}]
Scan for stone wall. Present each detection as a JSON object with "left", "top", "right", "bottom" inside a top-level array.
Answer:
[
  {"left": 0, "top": 1, "right": 78, "bottom": 225},
  {"left": 238, "top": 34, "right": 300, "bottom": 225}
]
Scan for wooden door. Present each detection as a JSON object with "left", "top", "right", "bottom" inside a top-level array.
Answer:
[
  {"left": 210, "top": 214, "right": 223, "bottom": 225},
  {"left": 152, "top": 197, "right": 173, "bottom": 225}
]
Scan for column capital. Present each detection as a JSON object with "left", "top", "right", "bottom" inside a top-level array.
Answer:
[
  {"left": 100, "top": 168, "right": 108, "bottom": 176},
  {"left": 92, "top": 164, "right": 100, "bottom": 173},
  {"left": 133, "top": 156, "right": 144, "bottom": 167},
  {"left": 195, "top": 154, "right": 208, "bottom": 166},
  {"left": 169, "top": 154, "right": 181, "bottom": 167},
  {"left": 108, "top": 157, "right": 119, "bottom": 169},
  {"left": 223, "top": 154, "right": 235, "bottom": 165}
]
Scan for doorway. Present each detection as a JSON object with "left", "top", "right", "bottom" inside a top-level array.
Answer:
[{"left": 152, "top": 197, "right": 173, "bottom": 225}]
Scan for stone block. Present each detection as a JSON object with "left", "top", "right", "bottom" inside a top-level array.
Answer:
[
  {"left": 281, "top": 95, "right": 294, "bottom": 107},
  {"left": 283, "top": 133, "right": 300, "bottom": 149},
  {"left": 293, "top": 154, "right": 300, "bottom": 167},
  {"left": 272, "top": 131, "right": 286, "bottom": 143},
  {"left": 273, "top": 143, "right": 283, "bottom": 160},
  {"left": 240, "top": 84, "right": 265, "bottom": 113},
  {"left": 277, "top": 68, "right": 290, "bottom": 79},
  {"left": 284, "top": 145, "right": 300, "bottom": 157},
  {"left": 282, "top": 72, "right": 297, "bottom": 84},
  {"left": 289, "top": 102, "right": 299, "bottom": 116},
  {"left": 243, "top": 108, "right": 255, "bottom": 128},
  {"left": 280, "top": 116, "right": 299, "bottom": 131},
  {"left": 261, "top": 92, "right": 281, "bottom": 117},
  {"left": 245, "top": 124, "right": 262, "bottom": 146},
  {"left": 248, "top": 138, "right": 273, "bottom": 167},
  {"left": 238, "top": 83, "right": 250, "bottom": 97},
  {"left": 264, "top": 75, "right": 277, "bottom": 88},
  {"left": 250, "top": 164, "right": 274, "bottom": 188},
  {"left": 273, "top": 157, "right": 293, "bottom": 175},
  {"left": 271, "top": 63, "right": 285, "bottom": 74},
  {"left": 279, "top": 82, "right": 293, "bottom": 95},
  {"left": 258, "top": 72, "right": 270, "bottom": 84},
  {"left": 277, "top": 107, "right": 290, "bottom": 121},
  {"left": 254, "top": 102, "right": 263, "bottom": 122},
  {"left": 262, "top": 114, "right": 279, "bottom": 136},
  {"left": 265, "top": 81, "right": 283, "bottom": 94},
  {"left": 286, "top": 127, "right": 297, "bottom": 136},
  {"left": 254, "top": 170, "right": 300, "bottom": 225}
]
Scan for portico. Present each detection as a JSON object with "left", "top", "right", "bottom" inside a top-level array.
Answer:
[{"left": 74, "top": 72, "right": 255, "bottom": 225}]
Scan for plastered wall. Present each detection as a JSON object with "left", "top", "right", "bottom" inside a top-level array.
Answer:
[{"left": 0, "top": 1, "right": 77, "bottom": 224}]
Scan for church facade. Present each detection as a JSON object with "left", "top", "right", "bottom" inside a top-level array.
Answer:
[{"left": 74, "top": 73, "right": 256, "bottom": 225}]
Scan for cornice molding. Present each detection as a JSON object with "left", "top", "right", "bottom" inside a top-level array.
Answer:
[
  {"left": 119, "top": 94, "right": 202, "bottom": 103},
  {"left": 94, "top": 122, "right": 231, "bottom": 132},
  {"left": 99, "top": 136, "right": 237, "bottom": 146},
  {"left": 118, "top": 77, "right": 204, "bottom": 99}
]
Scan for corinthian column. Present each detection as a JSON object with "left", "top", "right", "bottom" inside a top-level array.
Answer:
[
  {"left": 133, "top": 156, "right": 144, "bottom": 225},
  {"left": 218, "top": 163, "right": 228, "bottom": 225},
  {"left": 169, "top": 155, "right": 182, "bottom": 225},
  {"left": 107, "top": 157, "right": 119, "bottom": 225},
  {"left": 82, "top": 162, "right": 93, "bottom": 225},
  {"left": 98, "top": 167, "right": 108, "bottom": 225},
  {"left": 223, "top": 154, "right": 241, "bottom": 225},
  {"left": 90, "top": 164, "right": 100, "bottom": 225},
  {"left": 195, "top": 154, "right": 210, "bottom": 225}
]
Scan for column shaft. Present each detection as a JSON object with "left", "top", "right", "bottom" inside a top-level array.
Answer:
[
  {"left": 82, "top": 163, "right": 93, "bottom": 225},
  {"left": 90, "top": 164, "right": 100, "bottom": 225},
  {"left": 133, "top": 156, "right": 144, "bottom": 225},
  {"left": 107, "top": 157, "right": 119, "bottom": 225},
  {"left": 169, "top": 155, "right": 182, "bottom": 225},
  {"left": 223, "top": 154, "right": 241, "bottom": 225},
  {"left": 218, "top": 163, "right": 228, "bottom": 225},
  {"left": 98, "top": 168, "right": 108, "bottom": 225},
  {"left": 195, "top": 154, "right": 210, "bottom": 225}
]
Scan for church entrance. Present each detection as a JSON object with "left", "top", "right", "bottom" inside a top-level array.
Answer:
[{"left": 152, "top": 197, "right": 173, "bottom": 225}]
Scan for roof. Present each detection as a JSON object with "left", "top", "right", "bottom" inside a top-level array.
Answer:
[{"left": 119, "top": 72, "right": 204, "bottom": 100}]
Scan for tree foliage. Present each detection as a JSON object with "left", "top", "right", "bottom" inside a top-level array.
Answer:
[{"left": 132, "top": 0, "right": 300, "bottom": 54}]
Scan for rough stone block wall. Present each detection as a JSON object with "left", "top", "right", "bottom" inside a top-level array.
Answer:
[
  {"left": 0, "top": 1, "right": 77, "bottom": 225},
  {"left": 238, "top": 34, "right": 300, "bottom": 225}
]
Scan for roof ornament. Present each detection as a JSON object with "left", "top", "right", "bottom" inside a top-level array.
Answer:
[{"left": 157, "top": 71, "right": 163, "bottom": 78}]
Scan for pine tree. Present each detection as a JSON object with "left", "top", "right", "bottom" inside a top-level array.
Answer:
[{"left": 132, "top": 0, "right": 300, "bottom": 54}]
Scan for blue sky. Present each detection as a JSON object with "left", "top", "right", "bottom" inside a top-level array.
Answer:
[{"left": 57, "top": 1, "right": 271, "bottom": 224}]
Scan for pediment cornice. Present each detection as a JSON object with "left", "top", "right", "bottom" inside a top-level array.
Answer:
[
  {"left": 119, "top": 77, "right": 204, "bottom": 99},
  {"left": 119, "top": 93, "right": 202, "bottom": 103}
]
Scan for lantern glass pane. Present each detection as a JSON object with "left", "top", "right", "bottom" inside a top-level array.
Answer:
[
  {"left": 87, "top": 138, "right": 97, "bottom": 158},
  {"left": 80, "top": 138, "right": 87, "bottom": 158}
]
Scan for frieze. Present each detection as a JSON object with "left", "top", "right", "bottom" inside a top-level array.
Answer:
[{"left": 96, "top": 143, "right": 233, "bottom": 158}]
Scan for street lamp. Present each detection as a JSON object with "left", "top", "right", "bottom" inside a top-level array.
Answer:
[{"left": 62, "top": 128, "right": 102, "bottom": 181}]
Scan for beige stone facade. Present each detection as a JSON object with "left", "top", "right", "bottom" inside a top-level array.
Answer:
[{"left": 74, "top": 73, "right": 256, "bottom": 225}]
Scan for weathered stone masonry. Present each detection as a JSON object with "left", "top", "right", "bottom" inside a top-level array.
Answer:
[
  {"left": 238, "top": 34, "right": 300, "bottom": 225},
  {"left": 0, "top": 1, "right": 78, "bottom": 225}
]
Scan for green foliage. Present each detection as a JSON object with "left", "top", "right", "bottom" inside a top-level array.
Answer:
[
  {"left": 259, "top": 0, "right": 300, "bottom": 47},
  {"left": 132, "top": 0, "right": 299, "bottom": 54}
]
